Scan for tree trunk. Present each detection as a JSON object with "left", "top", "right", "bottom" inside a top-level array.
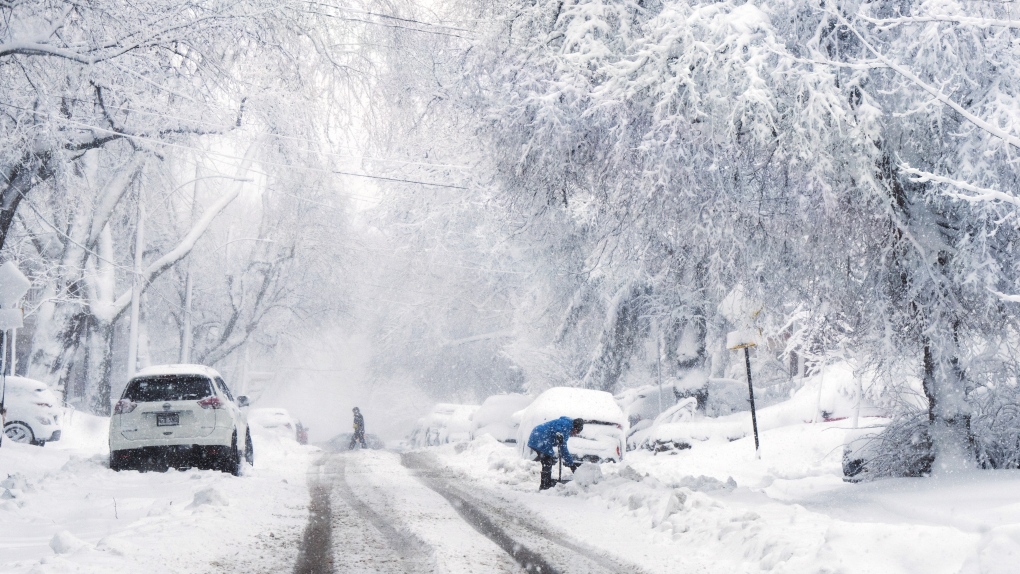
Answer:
[
  {"left": 85, "top": 317, "right": 115, "bottom": 416},
  {"left": 581, "top": 282, "right": 648, "bottom": 392},
  {"left": 922, "top": 335, "right": 975, "bottom": 474},
  {"left": 0, "top": 153, "right": 50, "bottom": 251}
]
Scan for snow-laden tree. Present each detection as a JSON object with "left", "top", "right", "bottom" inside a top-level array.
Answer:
[
  {"left": 2, "top": 0, "right": 380, "bottom": 412},
  {"left": 372, "top": 0, "right": 1020, "bottom": 473}
]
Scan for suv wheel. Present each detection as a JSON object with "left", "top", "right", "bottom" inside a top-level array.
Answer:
[
  {"left": 4, "top": 421, "right": 35, "bottom": 444},
  {"left": 110, "top": 450, "right": 132, "bottom": 471},
  {"left": 244, "top": 429, "right": 255, "bottom": 466},
  {"left": 221, "top": 431, "right": 242, "bottom": 476}
]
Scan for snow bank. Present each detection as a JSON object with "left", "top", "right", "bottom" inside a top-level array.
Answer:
[
  {"left": 631, "top": 361, "right": 888, "bottom": 450},
  {"left": 0, "top": 409, "right": 319, "bottom": 573},
  {"left": 432, "top": 417, "right": 1019, "bottom": 574}
]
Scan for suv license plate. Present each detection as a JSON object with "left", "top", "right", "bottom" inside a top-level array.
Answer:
[{"left": 156, "top": 413, "right": 180, "bottom": 426}]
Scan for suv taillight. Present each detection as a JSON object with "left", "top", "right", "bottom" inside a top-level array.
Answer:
[
  {"left": 114, "top": 399, "right": 137, "bottom": 414},
  {"left": 198, "top": 396, "right": 224, "bottom": 410}
]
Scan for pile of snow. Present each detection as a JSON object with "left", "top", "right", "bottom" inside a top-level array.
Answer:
[
  {"left": 470, "top": 394, "right": 533, "bottom": 443},
  {"left": 49, "top": 408, "right": 110, "bottom": 454}
]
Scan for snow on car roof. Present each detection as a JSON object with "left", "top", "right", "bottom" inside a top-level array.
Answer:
[
  {"left": 472, "top": 394, "right": 533, "bottom": 429},
  {"left": 249, "top": 408, "right": 295, "bottom": 425},
  {"left": 526, "top": 387, "right": 626, "bottom": 425},
  {"left": 4, "top": 375, "right": 52, "bottom": 391},
  {"left": 418, "top": 403, "right": 479, "bottom": 429},
  {"left": 132, "top": 364, "right": 223, "bottom": 380}
]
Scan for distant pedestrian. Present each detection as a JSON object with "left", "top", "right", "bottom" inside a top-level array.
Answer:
[
  {"left": 527, "top": 417, "right": 584, "bottom": 490},
  {"left": 349, "top": 407, "right": 367, "bottom": 449}
]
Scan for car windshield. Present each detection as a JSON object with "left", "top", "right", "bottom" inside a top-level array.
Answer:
[{"left": 123, "top": 375, "right": 213, "bottom": 402}]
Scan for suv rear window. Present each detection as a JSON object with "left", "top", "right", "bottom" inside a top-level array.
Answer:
[{"left": 123, "top": 376, "right": 214, "bottom": 402}]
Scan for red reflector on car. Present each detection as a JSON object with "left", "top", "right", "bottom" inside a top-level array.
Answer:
[
  {"left": 198, "top": 396, "right": 225, "bottom": 409},
  {"left": 113, "top": 399, "right": 137, "bottom": 414}
]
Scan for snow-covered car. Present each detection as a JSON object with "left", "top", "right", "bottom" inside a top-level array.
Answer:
[
  {"left": 248, "top": 407, "right": 298, "bottom": 441},
  {"left": 471, "top": 393, "right": 533, "bottom": 443},
  {"left": 2, "top": 376, "right": 62, "bottom": 446},
  {"left": 515, "top": 387, "right": 628, "bottom": 463},
  {"left": 616, "top": 384, "right": 670, "bottom": 427},
  {"left": 109, "top": 364, "right": 253, "bottom": 474},
  {"left": 410, "top": 403, "right": 479, "bottom": 447}
]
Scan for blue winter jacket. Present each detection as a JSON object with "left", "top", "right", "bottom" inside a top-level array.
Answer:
[{"left": 527, "top": 416, "right": 577, "bottom": 466}]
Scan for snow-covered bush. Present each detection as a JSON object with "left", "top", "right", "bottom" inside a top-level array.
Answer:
[{"left": 843, "top": 416, "right": 933, "bottom": 481}]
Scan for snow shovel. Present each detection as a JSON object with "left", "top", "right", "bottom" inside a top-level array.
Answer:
[{"left": 555, "top": 435, "right": 572, "bottom": 484}]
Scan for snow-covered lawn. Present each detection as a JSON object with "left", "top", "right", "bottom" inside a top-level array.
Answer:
[
  {"left": 0, "top": 408, "right": 317, "bottom": 574},
  {"left": 433, "top": 420, "right": 1020, "bottom": 574}
]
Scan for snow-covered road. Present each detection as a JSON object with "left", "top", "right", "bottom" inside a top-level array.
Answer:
[
  {"left": 299, "top": 448, "right": 647, "bottom": 573},
  {"left": 11, "top": 409, "right": 1020, "bottom": 574},
  {"left": 1, "top": 411, "right": 651, "bottom": 574}
]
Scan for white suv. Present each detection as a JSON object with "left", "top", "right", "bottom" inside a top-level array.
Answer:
[{"left": 109, "top": 365, "right": 253, "bottom": 474}]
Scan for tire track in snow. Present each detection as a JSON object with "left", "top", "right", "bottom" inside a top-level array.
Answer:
[
  {"left": 329, "top": 454, "right": 435, "bottom": 573},
  {"left": 294, "top": 457, "right": 334, "bottom": 574},
  {"left": 402, "top": 452, "right": 648, "bottom": 574}
]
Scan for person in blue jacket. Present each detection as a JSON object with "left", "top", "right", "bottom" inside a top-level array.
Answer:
[{"left": 528, "top": 417, "right": 584, "bottom": 490}]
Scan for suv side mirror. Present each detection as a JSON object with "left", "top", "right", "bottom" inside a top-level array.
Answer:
[{"left": 237, "top": 395, "right": 250, "bottom": 407}]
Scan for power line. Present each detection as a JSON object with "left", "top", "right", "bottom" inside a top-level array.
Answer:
[
  {"left": 5, "top": 96, "right": 473, "bottom": 171},
  {"left": 302, "top": 1, "right": 474, "bottom": 33},
  {"left": 0, "top": 102, "right": 474, "bottom": 191}
]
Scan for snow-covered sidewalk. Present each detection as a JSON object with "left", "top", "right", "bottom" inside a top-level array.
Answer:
[
  {"left": 431, "top": 421, "right": 1020, "bottom": 574},
  {"left": 0, "top": 410, "right": 317, "bottom": 574}
]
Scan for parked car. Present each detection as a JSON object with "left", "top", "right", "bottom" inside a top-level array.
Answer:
[
  {"left": 296, "top": 421, "right": 309, "bottom": 444},
  {"left": 2, "top": 376, "right": 62, "bottom": 446},
  {"left": 471, "top": 393, "right": 533, "bottom": 443},
  {"left": 109, "top": 364, "right": 253, "bottom": 474},
  {"left": 409, "top": 403, "right": 479, "bottom": 447},
  {"left": 515, "top": 387, "right": 628, "bottom": 463},
  {"left": 248, "top": 407, "right": 298, "bottom": 441}
]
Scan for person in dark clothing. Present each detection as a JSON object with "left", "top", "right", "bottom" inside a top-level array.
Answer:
[
  {"left": 527, "top": 417, "right": 584, "bottom": 490},
  {"left": 349, "top": 407, "right": 367, "bottom": 449}
]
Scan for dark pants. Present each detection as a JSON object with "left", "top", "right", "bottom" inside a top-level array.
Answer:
[
  {"left": 349, "top": 431, "right": 367, "bottom": 449},
  {"left": 538, "top": 454, "right": 557, "bottom": 490}
]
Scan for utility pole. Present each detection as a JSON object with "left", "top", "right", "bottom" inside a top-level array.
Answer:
[
  {"left": 127, "top": 198, "right": 145, "bottom": 378},
  {"left": 180, "top": 164, "right": 200, "bottom": 363},
  {"left": 656, "top": 321, "right": 663, "bottom": 416}
]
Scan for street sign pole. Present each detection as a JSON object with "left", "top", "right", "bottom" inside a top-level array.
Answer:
[
  {"left": 744, "top": 346, "right": 760, "bottom": 457},
  {"left": 727, "top": 328, "right": 761, "bottom": 459}
]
